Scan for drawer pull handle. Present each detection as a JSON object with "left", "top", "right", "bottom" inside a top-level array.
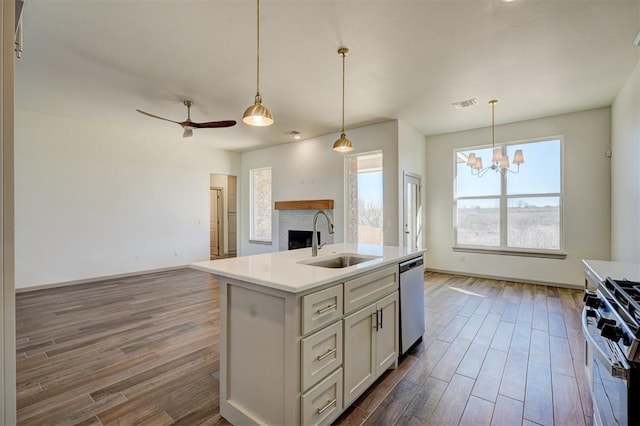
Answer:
[
  {"left": 316, "top": 347, "right": 337, "bottom": 361},
  {"left": 317, "top": 304, "right": 337, "bottom": 315},
  {"left": 317, "top": 398, "right": 337, "bottom": 415}
]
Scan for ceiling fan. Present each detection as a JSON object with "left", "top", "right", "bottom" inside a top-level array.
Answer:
[{"left": 136, "top": 100, "right": 236, "bottom": 138}]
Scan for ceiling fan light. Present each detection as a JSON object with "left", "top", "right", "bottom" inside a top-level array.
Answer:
[
  {"left": 183, "top": 127, "right": 193, "bottom": 138},
  {"left": 332, "top": 133, "right": 354, "bottom": 152},
  {"left": 242, "top": 95, "right": 273, "bottom": 127}
]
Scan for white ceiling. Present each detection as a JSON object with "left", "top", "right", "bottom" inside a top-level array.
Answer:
[{"left": 15, "top": 0, "right": 640, "bottom": 152}]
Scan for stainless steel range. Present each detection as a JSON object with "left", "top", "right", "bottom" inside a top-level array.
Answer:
[{"left": 583, "top": 277, "right": 640, "bottom": 425}]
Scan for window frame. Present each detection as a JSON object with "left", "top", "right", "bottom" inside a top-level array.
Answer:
[
  {"left": 453, "top": 136, "right": 565, "bottom": 258},
  {"left": 249, "top": 166, "right": 273, "bottom": 244},
  {"left": 344, "top": 150, "right": 384, "bottom": 245}
]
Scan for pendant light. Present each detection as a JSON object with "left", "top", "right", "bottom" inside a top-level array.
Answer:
[
  {"left": 465, "top": 99, "right": 524, "bottom": 177},
  {"left": 242, "top": 0, "right": 273, "bottom": 126},
  {"left": 333, "top": 47, "right": 354, "bottom": 152}
]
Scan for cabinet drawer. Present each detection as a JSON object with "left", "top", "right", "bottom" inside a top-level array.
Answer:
[
  {"left": 301, "top": 367, "right": 343, "bottom": 426},
  {"left": 302, "top": 285, "right": 343, "bottom": 335},
  {"left": 344, "top": 266, "right": 398, "bottom": 314},
  {"left": 301, "top": 321, "right": 342, "bottom": 391}
]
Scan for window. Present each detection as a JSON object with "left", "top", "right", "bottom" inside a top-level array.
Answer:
[
  {"left": 250, "top": 167, "right": 272, "bottom": 243},
  {"left": 346, "top": 151, "right": 383, "bottom": 245},
  {"left": 454, "top": 138, "right": 562, "bottom": 255}
]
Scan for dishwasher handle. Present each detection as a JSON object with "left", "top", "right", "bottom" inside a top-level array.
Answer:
[{"left": 399, "top": 257, "right": 423, "bottom": 273}]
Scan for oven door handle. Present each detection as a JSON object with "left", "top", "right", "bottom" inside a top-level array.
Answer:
[{"left": 582, "top": 307, "right": 630, "bottom": 380}]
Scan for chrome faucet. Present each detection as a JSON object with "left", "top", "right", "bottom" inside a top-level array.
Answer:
[{"left": 312, "top": 210, "right": 334, "bottom": 256}]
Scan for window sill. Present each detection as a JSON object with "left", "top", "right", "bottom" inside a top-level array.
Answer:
[
  {"left": 249, "top": 239, "right": 272, "bottom": 246},
  {"left": 452, "top": 246, "right": 567, "bottom": 259}
]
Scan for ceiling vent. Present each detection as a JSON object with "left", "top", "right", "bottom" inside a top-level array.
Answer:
[{"left": 451, "top": 98, "right": 479, "bottom": 109}]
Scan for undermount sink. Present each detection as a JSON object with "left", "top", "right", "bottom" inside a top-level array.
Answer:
[{"left": 299, "top": 253, "right": 381, "bottom": 269}]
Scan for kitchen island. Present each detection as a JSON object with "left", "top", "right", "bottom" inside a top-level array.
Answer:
[{"left": 191, "top": 243, "right": 425, "bottom": 426}]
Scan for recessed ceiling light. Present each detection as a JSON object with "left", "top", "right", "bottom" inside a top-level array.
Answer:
[{"left": 451, "top": 98, "right": 479, "bottom": 109}]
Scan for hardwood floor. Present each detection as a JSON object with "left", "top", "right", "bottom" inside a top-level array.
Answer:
[
  {"left": 16, "top": 269, "right": 591, "bottom": 425},
  {"left": 335, "top": 272, "right": 592, "bottom": 426}
]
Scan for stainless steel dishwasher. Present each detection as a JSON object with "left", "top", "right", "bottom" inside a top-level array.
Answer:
[{"left": 399, "top": 257, "right": 425, "bottom": 354}]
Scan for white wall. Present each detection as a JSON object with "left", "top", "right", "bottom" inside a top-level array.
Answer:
[
  {"left": 611, "top": 61, "right": 640, "bottom": 263},
  {"left": 398, "top": 120, "right": 427, "bottom": 249},
  {"left": 425, "top": 108, "right": 611, "bottom": 287},
  {"left": 14, "top": 109, "right": 240, "bottom": 289},
  {"left": 1, "top": 0, "right": 17, "bottom": 421},
  {"left": 240, "top": 121, "right": 399, "bottom": 256}
]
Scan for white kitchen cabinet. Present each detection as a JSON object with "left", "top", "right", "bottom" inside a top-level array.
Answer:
[
  {"left": 217, "top": 267, "right": 400, "bottom": 425},
  {"left": 192, "top": 244, "right": 425, "bottom": 426},
  {"left": 343, "top": 292, "right": 398, "bottom": 407}
]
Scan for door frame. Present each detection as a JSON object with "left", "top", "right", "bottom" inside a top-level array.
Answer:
[
  {"left": 1, "top": 0, "right": 17, "bottom": 422},
  {"left": 402, "top": 171, "right": 422, "bottom": 250},
  {"left": 210, "top": 187, "right": 224, "bottom": 257}
]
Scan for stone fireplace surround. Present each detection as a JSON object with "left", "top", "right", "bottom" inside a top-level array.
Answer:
[{"left": 275, "top": 200, "right": 334, "bottom": 251}]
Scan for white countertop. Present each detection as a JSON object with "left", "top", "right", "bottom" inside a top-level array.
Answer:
[
  {"left": 582, "top": 259, "right": 640, "bottom": 283},
  {"left": 191, "top": 243, "right": 426, "bottom": 293}
]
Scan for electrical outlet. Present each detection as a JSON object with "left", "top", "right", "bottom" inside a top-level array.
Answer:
[
  {"left": 135, "top": 255, "right": 142, "bottom": 261},
  {"left": 174, "top": 251, "right": 180, "bottom": 257}
]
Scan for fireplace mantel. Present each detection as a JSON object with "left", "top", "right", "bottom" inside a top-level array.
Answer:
[{"left": 274, "top": 199, "right": 334, "bottom": 210}]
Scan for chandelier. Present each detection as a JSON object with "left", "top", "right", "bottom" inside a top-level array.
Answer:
[{"left": 466, "top": 100, "right": 524, "bottom": 177}]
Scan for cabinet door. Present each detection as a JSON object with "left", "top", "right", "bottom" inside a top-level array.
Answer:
[
  {"left": 343, "top": 304, "right": 376, "bottom": 407},
  {"left": 375, "top": 292, "right": 398, "bottom": 375}
]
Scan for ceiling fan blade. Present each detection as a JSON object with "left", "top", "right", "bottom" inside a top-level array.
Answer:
[
  {"left": 136, "top": 109, "right": 182, "bottom": 125},
  {"left": 190, "top": 120, "right": 237, "bottom": 129}
]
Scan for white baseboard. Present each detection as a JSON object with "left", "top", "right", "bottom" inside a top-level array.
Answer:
[
  {"left": 15, "top": 265, "right": 190, "bottom": 293},
  {"left": 424, "top": 267, "right": 582, "bottom": 290}
]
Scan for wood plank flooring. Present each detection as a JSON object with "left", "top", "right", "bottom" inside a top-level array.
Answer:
[{"left": 16, "top": 269, "right": 591, "bottom": 425}]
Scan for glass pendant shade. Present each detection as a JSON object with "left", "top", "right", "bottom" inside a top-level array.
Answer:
[
  {"left": 242, "top": 95, "right": 273, "bottom": 126},
  {"left": 333, "top": 133, "right": 354, "bottom": 152}
]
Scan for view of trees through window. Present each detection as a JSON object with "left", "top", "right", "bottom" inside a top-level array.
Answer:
[
  {"left": 455, "top": 138, "right": 562, "bottom": 251},
  {"left": 347, "top": 152, "right": 383, "bottom": 245}
]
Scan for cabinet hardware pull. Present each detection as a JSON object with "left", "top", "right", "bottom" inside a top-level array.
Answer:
[
  {"left": 317, "top": 347, "right": 337, "bottom": 361},
  {"left": 317, "top": 304, "right": 337, "bottom": 315},
  {"left": 379, "top": 308, "right": 383, "bottom": 329},
  {"left": 317, "top": 398, "right": 337, "bottom": 415},
  {"left": 372, "top": 311, "right": 379, "bottom": 331}
]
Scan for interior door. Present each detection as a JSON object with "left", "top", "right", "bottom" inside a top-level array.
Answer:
[
  {"left": 210, "top": 189, "right": 221, "bottom": 257},
  {"left": 403, "top": 173, "right": 422, "bottom": 250}
]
